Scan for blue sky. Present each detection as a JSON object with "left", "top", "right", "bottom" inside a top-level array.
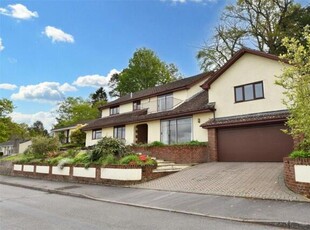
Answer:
[{"left": 0, "top": 0, "right": 306, "bottom": 131}]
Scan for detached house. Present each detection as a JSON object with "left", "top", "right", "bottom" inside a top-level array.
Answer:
[
  {"left": 82, "top": 48, "right": 293, "bottom": 162},
  {"left": 83, "top": 72, "right": 214, "bottom": 146}
]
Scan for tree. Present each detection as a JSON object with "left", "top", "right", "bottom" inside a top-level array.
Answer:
[
  {"left": 197, "top": 1, "right": 310, "bottom": 71},
  {"left": 28, "top": 121, "right": 48, "bottom": 137},
  {"left": 0, "top": 98, "right": 14, "bottom": 118},
  {"left": 70, "top": 125, "right": 86, "bottom": 147},
  {"left": 276, "top": 26, "right": 310, "bottom": 151},
  {"left": 55, "top": 97, "right": 100, "bottom": 128},
  {"left": 89, "top": 87, "right": 107, "bottom": 107},
  {"left": 108, "top": 73, "right": 121, "bottom": 98},
  {"left": 110, "top": 48, "right": 182, "bottom": 96}
]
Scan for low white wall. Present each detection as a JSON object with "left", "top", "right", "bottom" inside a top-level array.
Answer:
[
  {"left": 52, "top": 166, "right": 70, "bottom": 176},
  {"left": 294, "top": 165, "right": 310, "bottom": 183},
  {"left": 13, "top": 164, "right": 22, "bottom": 171},
  {"left": 36, "top": 165, "right": 49, "bottom": 174},
  {"left": 100, "top": 168, "right": 142, "bottom": 181},
  {"left": 23, "top": 165, "right": 34, "bottom": 172},
  {"left": 73, "top": 167, "right": 96, "bottom": 178}
]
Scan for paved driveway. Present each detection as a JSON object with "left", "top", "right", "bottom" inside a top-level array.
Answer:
[{"left": 134, "top": 162, "right": 308, "bottom": 202}]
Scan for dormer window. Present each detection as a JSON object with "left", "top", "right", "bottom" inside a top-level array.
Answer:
[
  {"left": 133, "top": 100, "right": 141, "bottom": 111},
  {"left": 110, "top": 106, "right": 119, "bottom": 115},
  {"left": 157, "top": 94, "right": 173, "bottom": 112}
]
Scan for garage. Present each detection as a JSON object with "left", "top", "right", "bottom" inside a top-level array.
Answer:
[{"left": 217, "top": 123, "right": 293, "bottom": 162}]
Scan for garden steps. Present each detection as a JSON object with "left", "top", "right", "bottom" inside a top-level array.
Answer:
[{"left": 153, "top": 158, "right": 193, "bottom": 173}]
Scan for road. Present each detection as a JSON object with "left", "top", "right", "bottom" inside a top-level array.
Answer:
[{"left": 0, "top": 185, "right": 283, "bottom": 230}]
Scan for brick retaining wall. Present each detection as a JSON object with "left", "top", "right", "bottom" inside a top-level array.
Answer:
[
  {"left": 131, "top": 145, "right": 209, "bottom": 164},
  {"left": 283, "top": 157, "right": 310, "bottom": 198}
]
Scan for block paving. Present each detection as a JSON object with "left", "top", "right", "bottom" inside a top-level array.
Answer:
[{"left": 133, "top": 162, "right": 309, "bottom": 202}]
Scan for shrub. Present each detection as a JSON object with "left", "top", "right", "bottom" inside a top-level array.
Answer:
[
  {"left": 70, "top": 127, "right": 86, "bottom": 147},
  {"left": 119, "top": 154, "right": 140, "bottom": 165},
  {"left": 119, "top": 154, "right": 157, "bottom": 166},
  {"left": 91, "top": 137, "right": 129, "bottom": 161},
  {"left": 31, "top": 136, "right": 60, "bottom": 156},
  {"left": 72, "top": 151, "right": 91, "bottom": 165},
  {"left": 290, "top": 150, "right": 310, "bottom": 158},
  {"left": 0, "top": 152, "right": 3, "bottom": 157},
  {"left": 148, "top": 141, "right": 165, "bottom": 147},
  {"left": 100, "top": 154, "right": 118, "bottom": 166}
]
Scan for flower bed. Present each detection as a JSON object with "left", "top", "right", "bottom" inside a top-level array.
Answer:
[{"left": 283, "top": 157, "right": 310, "bottom": 198}]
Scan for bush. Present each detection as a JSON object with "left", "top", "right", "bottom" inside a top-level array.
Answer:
[
  {"left": 100, "top": 154, "right": 118, "bottom": 166},
  {"left": 31, "top": 136, "right": 59, "bottom": 156},
  {"left": 70, "top": 127, "right": 86, "bottom": 147},
  {"left": 119, "top": 154, "right": 157, "bottom": 166},
  {"left": 148, "top": 141, "right": 165, "bottom": 147},
  {"left": 0, "top": 152, "right": 3, "bottom": 157},
  {"left": 290, "top": 150, "right": 310, "bottom": 158},
  {"left": 91, "top": 137, "right": 129, "bottom": 162}
]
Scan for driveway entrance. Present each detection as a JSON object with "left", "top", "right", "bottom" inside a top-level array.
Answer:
[{"left": 134, "top": 163, "right": 307, "bottom": 201}]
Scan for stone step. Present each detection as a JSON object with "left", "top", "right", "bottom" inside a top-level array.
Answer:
[
  {"left": 153, "top": 168, "right": 182, "bottom": 173},
  {"left": 156, "top": 165, "right": 190, "bottom": 170}
]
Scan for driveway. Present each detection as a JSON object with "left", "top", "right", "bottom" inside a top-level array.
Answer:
[{"left": 133, "top": 162, "right": 308, "bottom": 202}]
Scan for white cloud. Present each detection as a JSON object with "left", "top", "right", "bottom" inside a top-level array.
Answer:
[
  {"left": 11, "top": 111, "right": 56, "bottom": 132},
  {"left": 0, "top": 37, "right": 4, "bottom": 51},
  {"left": 0, "top": 4, "right": 38, "bottom": 20},
  {"left": 0, "top": 83, "right": 17, "bottom": 90},
  {"left": 11, "top": 82, "right": 77, "bottom": 102},
  {"left": 73, "top": 69, "right": 120, "bottom": 88},
  {"left": 43, "top": 26, "right": 74, "bottom": 43}
]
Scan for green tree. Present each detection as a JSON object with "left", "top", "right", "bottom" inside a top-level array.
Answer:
[
  {"left": 28, "top": 120, "right": 48, "bottom": 137},
  {"left": 108, "top": 73, "right": 121, "bottom": 98},
  {"left": 197, "top": 1, "right": 310, "bottom": 71},
  {"left": 70, "top": 125, "right": 86, "bottom": 147},
  {"left": 110, "top": 48, "right": 181, "bottom": 96},
  {"left": 89, "top": 87, "right": 107, "bottom": 107},
  {"left": 276, "top": 26, "right": 310, "bottom": 151},
  {"left": 55, "top": 97, "right": 99, "bottom": 128},
  {"left": 0, "top": 98, "right": 14, "bottom": 117}
]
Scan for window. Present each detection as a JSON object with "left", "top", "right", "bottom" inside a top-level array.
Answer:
[
  {"left": 133, "top": 100, "right": 141, "bottom": 111},
  {"left": 92, "top": 129, "right": 102, "bottom": 140},
  {"left": 234, "top": 81, "right": 264, "bottom": 103},
  {"left": 110, "top": 106, "right": 119, "bottom": 115},
  {"left": 157, "top": 94, "right": 173, "bottom": 112},
  {"left": 160, "top": 117, "right": 192, "bottom": 144},
  {"left": 114, "top": 126, "right": 125, "bottom": 140}
]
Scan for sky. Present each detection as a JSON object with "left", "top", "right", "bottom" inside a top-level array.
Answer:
[{"left": 0, "top": 0, "right": 306, "bottom": 131}]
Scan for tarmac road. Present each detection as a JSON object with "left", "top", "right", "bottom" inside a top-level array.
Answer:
[{"left": 0, "top": 184, "right": 282, "bottom": 230}]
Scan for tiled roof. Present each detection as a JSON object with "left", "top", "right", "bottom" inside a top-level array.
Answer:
[
  {"left": 201, "top": 48, "right": 282, "bottom": 89},
  {"left": 52, "top": 120, "right": 92, "bottom": 131},
  {"left": 99, "top": 72, "right": 212, "bottom": 110},
  {"left": 82, "top": 91, "right": 213, "bottom": 131},
  {"left": 201, "top": 110, "right": 289, "bottom": 128}
]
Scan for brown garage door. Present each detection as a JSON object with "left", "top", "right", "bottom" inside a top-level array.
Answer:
[{"left": 218, "top": 123, "right": 293, "bottom": 162}]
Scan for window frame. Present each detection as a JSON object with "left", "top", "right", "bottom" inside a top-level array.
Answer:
[
  {"left": 160, "top": 117, "right": 192, "bottom": 144},
  {"left": 157, "top": 93, "right": 173, "bottom": 112},
  {"left": 234, "top": 81, "right": 264, "bottom": 103},
  {"left": 92, "top": 129, "right": 102, "bottom": 140},
  {"left": 133, "top": 100, "right": 141, "bottom": 111},
  {"left": 110, "top": 106, "right": 120, "bottom": 115},
  {"left": 113, "top": 125, "right": 125, "bottom": 140}
]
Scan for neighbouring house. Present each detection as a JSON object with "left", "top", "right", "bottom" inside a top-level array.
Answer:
[
  {"left": 82, "top": 48, "right": 293, "bottom": 162},
  {"left": 52, "top": 121, "right": 89, "bottom": 144},
  {"left": 0, "top": 139, "right": 32, "bottom": 156}
]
